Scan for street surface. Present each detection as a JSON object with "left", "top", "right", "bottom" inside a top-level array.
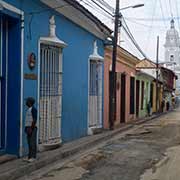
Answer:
[{"left": 21, "top": 108, "right": 180, "bottom": 180}]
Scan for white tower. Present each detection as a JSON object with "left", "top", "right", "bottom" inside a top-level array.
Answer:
[
  {"left": 164, "top": 19, "right": 180, "bottom": 66},
  {"left": 164, "top": 19, "right": 180, "bottom": 97}
]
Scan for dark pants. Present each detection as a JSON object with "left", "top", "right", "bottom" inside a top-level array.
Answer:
[{"left": 26, "top": 127, "right": 37, "bottom": 159}]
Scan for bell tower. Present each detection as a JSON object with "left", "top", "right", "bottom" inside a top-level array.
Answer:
[{"left": 164, "top": 19, "right": 180, "bottom": 66}]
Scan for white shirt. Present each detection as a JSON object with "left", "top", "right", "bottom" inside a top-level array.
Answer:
[{"left": 25, "top": 107, "right": 33, "bottom": 127}]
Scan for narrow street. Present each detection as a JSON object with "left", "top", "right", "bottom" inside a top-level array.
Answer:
[{"left": 20, "top": 108, "right": 180, "bottom": 180}]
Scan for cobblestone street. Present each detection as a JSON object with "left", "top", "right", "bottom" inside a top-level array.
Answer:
[{"left": 20, "top": 108, "right": 180, "bottom": 180}]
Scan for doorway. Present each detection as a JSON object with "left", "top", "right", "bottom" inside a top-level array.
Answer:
[
  {"left": 136, "top": 80, "right": 140, "bottom": 117},
  {"left": 0, "top": 15, "right": 21, "bottom": 154},
  {"left": 39, "top": 44, "right": 62, "bottom": 145},
  {"left": 120, "top": 73, "right": 126, "bottom": 123}
]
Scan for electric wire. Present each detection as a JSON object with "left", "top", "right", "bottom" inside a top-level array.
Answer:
[
  {"left": 169, "top": 0, "right": 173, "bottom": 18},
  {"left": 124, "top": 17, "right": 180, "bottom": 21},
  {"left": 175, "top": 0, "right": 180, "bottom": 31},
  {"left": 89, "top": 0, "right": 113, "bottom": 17},
  {"left": 124, "top": 18, "right": 166, "bottom": 30},
  {"left": 95, "top": 0, "right": 115, "bottom": 13},
  {"left": 145, "top": 0, "right": 157, "bottom": 52},
  {"left": 80, "top": 0, "right": 113, "bottom": 20},
  {"left": 122, "top": 31, "right": 144, "bottom": 58},
  {"left": 159, "top": 0, "right": 168, "bottom": 28},
  {"left": 121, "top": 17, "right": 147, "bottom": 58}
]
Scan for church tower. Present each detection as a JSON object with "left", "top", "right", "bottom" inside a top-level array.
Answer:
[
  {"left": 164, "top": 19, "right": 180, "bottom": 66},
  {"left": 164, "top": 19, "right": 180, "bottom": 98}
]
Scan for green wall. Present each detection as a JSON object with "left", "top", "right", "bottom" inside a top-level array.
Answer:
[{"left": 136, "top": 74, "right": 153, "bottom": 119}]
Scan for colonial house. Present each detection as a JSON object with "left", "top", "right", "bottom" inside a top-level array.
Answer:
[
  {"left": 0, "top": 0, "right": 111, "bottom": 156},
  {"left": 135, "top": 70, "right": 154, "bottom": 118},
  {"left": 160, "top": 67, "right": 177, "bottom": 110},
  {"left": 104, "top": 46, "right": 140, "bottom": 129},
  {"left": 136, "top": 59, "right": 163, "bottom": 114}
]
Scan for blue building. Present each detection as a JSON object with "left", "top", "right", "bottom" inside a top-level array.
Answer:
[{"left": 0, "top": 0, "right": 111, "bottom": 156}]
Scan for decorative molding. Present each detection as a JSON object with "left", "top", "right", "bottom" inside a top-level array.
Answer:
[
  {"left": 89, "top": 41, "right": 103, "bottom": 61},
  {"left": 40, "top": 15, "right": 67, "bottom": 48}
]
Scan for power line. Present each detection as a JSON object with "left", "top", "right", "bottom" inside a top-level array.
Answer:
[
  {"left": 122, "top": 31, "right": 144, "bottom": 58},
  {"left": 145, "top": 0, "right": 157, "bottom": 52},
  {"left": 80, "top": 0, "right": 113, "bottom": 20},
  {"left": 89, "top": 0, "right": 113, "bottom": 17},
  {"left": 175, "top": 0, "right": 180, "bottom": 30},
  {"left": 125, "top": 18, "right": 166, "bottom": 30},
  {"left": 164, "top": 0, "right": 170, "bottom": 19},
  {"left": 169, "top": 0, "right": 173, "bottom": 18},
  {"left": 95, "top": 0, "right": 115, "bottom": 13},
  {"left": 122, "top": 25, "right": 147, "bottom": 58},
  {"left": 159, "top": 0, "right": 168, "bottom": 28},
  {"left": 121, "top": 17, "right": 147, "bottom": 58},
  {"left": 125, "top": 16, "right": 180, "bottom": 21}
]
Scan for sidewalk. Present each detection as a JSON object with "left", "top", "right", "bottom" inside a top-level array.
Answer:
[{"left": 0, "top": 112, "right": 169, "bottom": 180}]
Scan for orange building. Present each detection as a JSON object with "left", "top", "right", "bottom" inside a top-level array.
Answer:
[{"left": 104, "top": 46, "right": 140, "bottom": 129}]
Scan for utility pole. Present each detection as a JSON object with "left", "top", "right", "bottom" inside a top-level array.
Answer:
[
  {"left": 109, "top": 0, "right": 120, "bottom": 130},
  {"left": 156, "top": 36, "right": 159, "bottom": 113}
]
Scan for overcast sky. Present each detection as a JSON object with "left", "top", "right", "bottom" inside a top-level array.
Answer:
[{"left": 79, "top": 0, "right": 180, "bottom": 62}]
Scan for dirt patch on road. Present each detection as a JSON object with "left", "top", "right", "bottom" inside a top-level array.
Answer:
[{"left": 141, "top": 145, "right": 180, "bottom": 180}]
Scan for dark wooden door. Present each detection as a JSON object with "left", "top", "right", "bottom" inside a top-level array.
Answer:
[
  {"left": 136, "top": 80, "right": 140, "bottom": 117},
  {"left": 109, "top": 71, "right": 117, "bottom": 128},
  {"left": 150, "top": 83, "right": 153, "bottom": 108},
  {"left": 120, "top": 74, "right": 126, "bottom": 123}
]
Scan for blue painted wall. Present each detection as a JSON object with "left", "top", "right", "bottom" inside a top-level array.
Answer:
[{"left": 3, "top": 0, "right": 105, "bottom": 154}]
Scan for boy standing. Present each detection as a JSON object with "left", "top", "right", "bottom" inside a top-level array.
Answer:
[{"left": 25, "top": 97, "right": 37, "bottom": 162}]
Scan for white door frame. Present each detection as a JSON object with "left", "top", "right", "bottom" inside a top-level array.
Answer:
[
  {"left": 87, "top": 41, "right": 104, "bottom": 135},
  {"left": 38, "top": 42, "right": 63, "bottom": 146}
]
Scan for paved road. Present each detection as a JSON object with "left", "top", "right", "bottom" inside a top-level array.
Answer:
[{"left": 21, "top": 109, "right": 180, "bottom": 180}]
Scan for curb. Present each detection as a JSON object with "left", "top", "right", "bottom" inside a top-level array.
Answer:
[{"left": 0, "top": 112, "right": 168, "bottom": 180}]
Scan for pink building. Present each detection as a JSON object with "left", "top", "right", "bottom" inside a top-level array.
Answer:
[{"left": 104, "top": 46, "right": 140, "bottom": 129}]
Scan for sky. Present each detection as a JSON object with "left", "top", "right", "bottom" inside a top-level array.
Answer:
[{"left": 79, "top": 0, "right": 180, "bottom": 62}]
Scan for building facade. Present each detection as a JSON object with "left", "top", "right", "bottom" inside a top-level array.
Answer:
[
  {"left": 135, "top": 71, "right": 154, "bottom": 118},
  {"left": 0, "top": 0, "right": 111, "bottom": 156},
  {"left": 104, "top": 46, "right": 139, "bottom": 129},
  {"left": 136, "top": 59, "right": 163, "bottom": 114}
]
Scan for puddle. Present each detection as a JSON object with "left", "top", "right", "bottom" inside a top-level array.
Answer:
[{"left": 102, "top": 143, "right": 129, "bottom": 152}]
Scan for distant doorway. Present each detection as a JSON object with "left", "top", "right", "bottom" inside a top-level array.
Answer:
[
  {"left": 136, "top": 80, "right": 140, "bottom": 117},
  {"left": 120, "top": 74, "right": 126, "bottom": 123},
  {"left": 150, "top": 83, "right": 153, "bottom": 108}
]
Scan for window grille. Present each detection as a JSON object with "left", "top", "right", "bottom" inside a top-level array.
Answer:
[
  {"left": 89, "top": 61, "right": 102, "bottom": 128},
  {"left": 39, "top": 44, "right": 62, "bottom": 144}
]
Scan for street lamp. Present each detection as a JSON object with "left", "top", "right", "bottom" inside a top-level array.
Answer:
[
  {"left": 109, "top": 2, "right": 144, "bottom": 130},
  {"left": 119, "top": 4, "right": 144, "bottom": 11}
]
